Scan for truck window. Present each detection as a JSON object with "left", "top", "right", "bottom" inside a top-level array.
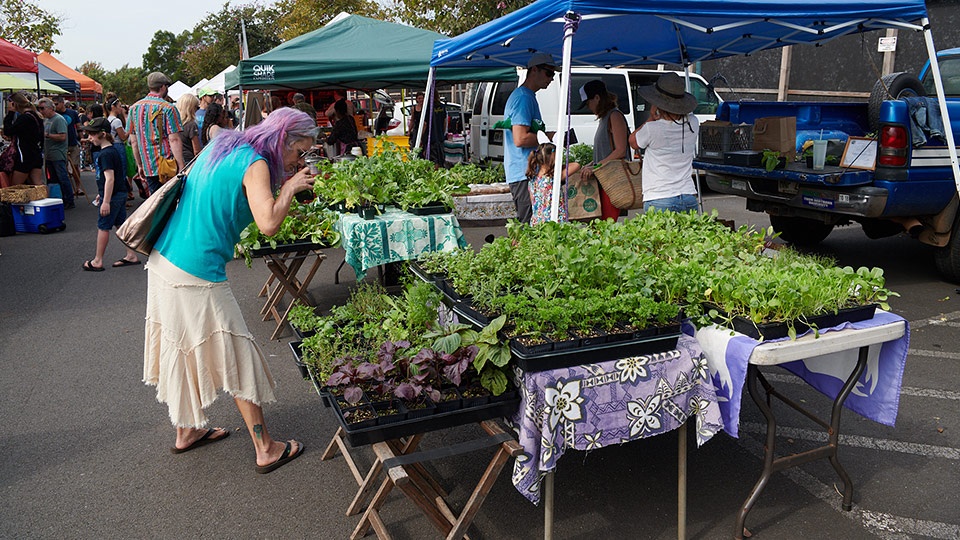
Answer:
[
  {"left": 922, "top": 57, "right": 960, "bottom": 97},
  {"left": 491, "top": 81, "right": 517, "bottom": 115},
  {"left": 567, "top": 74, "right": 629, "bottom": 116}
]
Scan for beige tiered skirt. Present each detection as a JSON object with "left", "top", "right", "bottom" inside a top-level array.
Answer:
[{"left": 143, "top": 252, "right": 276, "bottom": 428}]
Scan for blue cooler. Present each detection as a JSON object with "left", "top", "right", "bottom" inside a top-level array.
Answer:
[{"left": 12, "top": 198, "right": 66, "bottom": 234}]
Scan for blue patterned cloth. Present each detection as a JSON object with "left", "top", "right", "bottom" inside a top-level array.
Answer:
[
  {"left": 510, "top": 335, "right": 723, "bottom": 504},
  {"left": 336, "top": 207, "right": 467, "bottom": 279}
]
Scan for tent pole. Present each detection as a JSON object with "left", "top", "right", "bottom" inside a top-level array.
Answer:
[
  {"left": 684, "top": 65, "right": 703, "bottom": 214},
  {"left": 238, "top": 83, "right": 245, "bottom": 130},
  {"left": 920, "top": 18, "right": 960, "bottom": 196},
  {"left": 550, "top": 13, "right": 579, "bottom": 222},
  {"left": 35, "top": 72, "right": 40, "bottom": 96},
  {"left": 416, "top": 67, "right": 436, "bottom": 152}
]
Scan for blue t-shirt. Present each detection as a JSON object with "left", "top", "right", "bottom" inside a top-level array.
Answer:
[
  {"left": 154, "top": 144, "right": 261, "bottom": 282},
  {"left": 503, "top": 86, "right": 542, "bottom": 184},
  {"left": 95, "top": 145, "right": 128, "bottom": 195},
  {"left": 61, "top": 108, "right": 80, "bottom": 146}
]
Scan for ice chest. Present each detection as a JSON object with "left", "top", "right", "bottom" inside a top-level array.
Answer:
[{"left": 12, "top": 198, "right": 65, "bottom": 233}]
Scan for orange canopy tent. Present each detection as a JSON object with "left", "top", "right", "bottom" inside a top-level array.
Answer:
[{"left": 38, "top": 52, "right": 102, "bottom": 99}]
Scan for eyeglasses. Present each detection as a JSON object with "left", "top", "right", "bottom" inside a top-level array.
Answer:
[{"left": 37, "top": 105, "right": 47, "bottom": 110}]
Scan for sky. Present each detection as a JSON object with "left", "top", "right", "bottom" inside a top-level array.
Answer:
[{"left": 42, "top": 0, "right": 234, "bottom": 72}]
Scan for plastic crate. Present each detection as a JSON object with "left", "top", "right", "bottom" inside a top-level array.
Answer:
[{"left": 697, "top": 123, "right": 753, "bottom": 161}]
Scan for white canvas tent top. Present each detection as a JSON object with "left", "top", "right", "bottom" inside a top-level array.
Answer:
[
  {"left": 205, "top": 65, "right": 236, "bottom": 95},
  {"left": 167, "top": 81, "right": 191, "bottom": 100},
  {"left": 189, "top": 78, "right": 209, "bottom": 95},
  {"left": 430, "top": 0, "right": 958, "bottom": 220}
]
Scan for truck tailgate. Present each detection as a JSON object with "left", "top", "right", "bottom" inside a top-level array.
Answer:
[{"left": 695, "top": 160, "right": 874, "bottom": 187}]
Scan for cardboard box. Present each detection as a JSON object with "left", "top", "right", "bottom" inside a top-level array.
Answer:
[
  {"left": 752, "top": 116, "right": 797, "bottom": 160},
  {"left": 12, "top": 197, "right": 65, "bottom": 233}
]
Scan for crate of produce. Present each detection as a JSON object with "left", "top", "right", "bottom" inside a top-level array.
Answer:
[
  {"left": 12, "top": 198, "right": 65, "bottom": 234},
  {"left": 0, "top": 184, "right": 48, "bottom": 204},
  {"left": 697, "top": 122, "right": 753, "bottom": 161}
]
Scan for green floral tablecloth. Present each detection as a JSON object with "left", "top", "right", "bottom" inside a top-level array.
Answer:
[{"left": 336, "top": 207, "right": 467, "bottom": 279}]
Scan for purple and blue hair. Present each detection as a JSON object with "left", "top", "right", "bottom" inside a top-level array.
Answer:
[{"left": 205, "top": 107, "right": 319, "bottom": 191}]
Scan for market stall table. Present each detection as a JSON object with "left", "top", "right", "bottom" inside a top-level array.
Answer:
[
  {"left": 335, "top": 207, "right": 467, "bottom": 282},
  {"left": 693, "top": 310, "right": 909, "bottom": 539},
  {"left": 253, "top": 242, "right": 327, "bottom": 339},
  {"left": 511, "top": 334, "right": 724, "bottom": 539}
]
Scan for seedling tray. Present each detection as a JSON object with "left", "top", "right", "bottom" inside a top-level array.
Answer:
[
  {"left": 290, "top": 341, "right": 331, "bottom": 407},
  {"left": 330, "top": 391, "right": 520, "bottom": 446},
  {"left": 249, "top": 239, "right": 328, "bottom": 257},
  {"left": 707, "top": 303, "right": 877, "bottom": 341},
  {"left": 406, "top": 204, "right": 450, "bottom": 216}
]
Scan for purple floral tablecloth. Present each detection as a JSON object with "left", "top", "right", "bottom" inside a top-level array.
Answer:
[{"left": 509, "top": 335, "right": 723, "bottom": 504}]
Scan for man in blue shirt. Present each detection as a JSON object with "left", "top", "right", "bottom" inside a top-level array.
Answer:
[
  {"left": 503, "top": 52, "right": 557, "bottom": 223},
  {"left": 54, "top": 96, "right": 83, "bottom": 195}
]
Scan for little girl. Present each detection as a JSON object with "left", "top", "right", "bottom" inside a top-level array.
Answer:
[
  {"left": 80, "top": 117, "right": 139, "bottom": 272},
  {"left": 526, "top": 143, "right": 581, "bottom": 225}
]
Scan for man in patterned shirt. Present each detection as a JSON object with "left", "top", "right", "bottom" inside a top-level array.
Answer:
[{"left": 126, "top": 72, "right": 185, "bottom": 194}]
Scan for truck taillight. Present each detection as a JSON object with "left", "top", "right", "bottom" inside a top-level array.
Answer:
[{"left": 879, "top": 126, "right": 908, "bottom": 167}]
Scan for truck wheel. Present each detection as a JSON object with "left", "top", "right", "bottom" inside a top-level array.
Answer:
[
  {"left": 868, "top": 72, "right": 925, "bottom": 133},
  {"left": 934, "top": 214, "right": 960, "bottom": 283},
  {"left": 769, "top": 215, "right": 834, "bottom": 247}
]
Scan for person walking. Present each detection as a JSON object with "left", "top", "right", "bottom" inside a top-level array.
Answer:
[
  {"left": 176, "top": 93, "right": 202, "bottom": 164},
  {"left": 2, "top": 91, "right": 44, "bottom": 186},
  {"left": 290, "top": 93, "right": 316, "bottom": 124},
  {"left": 38, "top": 97, "right": 75, "bottom": 208},
  {"left": 199, "top": 103, "right": 227, "bottom": 147},
  {"left": 195, "top": 87, "right": 216, "bottom": 128},
  {"left": 53, "top": 96, "right": 84, "bottom": 196},
  {"left": 142, "top": 108, "right": 315, "bottom": 473},
  {"left": 127, "top": 72, "right": 185, "bottom": 195},
  {"left": 503, "top": 53, "right": 557, "bottom": 223},
  {"left": 80, "top": 118, "right": 139, "bottom": 272}
]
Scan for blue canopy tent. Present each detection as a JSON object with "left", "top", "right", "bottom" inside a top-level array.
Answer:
[
  {"left": 430, "top": 0, "right": 959, "bottom": 220},
  {"left": 38, "top": 62, "right": 79, "bottom": 95}
]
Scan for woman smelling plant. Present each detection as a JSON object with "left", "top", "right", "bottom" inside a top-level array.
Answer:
[{"left": 80, "top": 118, "right": 139, "bottom": 272}]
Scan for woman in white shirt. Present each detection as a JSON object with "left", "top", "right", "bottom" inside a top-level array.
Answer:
[{"left": 629, "top": 73, "right": 700, "bottom": 213}]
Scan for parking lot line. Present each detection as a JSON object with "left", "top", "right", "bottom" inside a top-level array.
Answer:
[{"left": 740, "top": 422, "right": 960, "bottom": 460}]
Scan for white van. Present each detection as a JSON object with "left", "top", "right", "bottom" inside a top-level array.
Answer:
[{"left": 469, "top": 67, "right": 722, "bottom": 163}]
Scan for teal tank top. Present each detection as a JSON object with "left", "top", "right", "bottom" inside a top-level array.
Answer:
[{"left": 155, "top": 144, "right": 261, "bottom": 282}]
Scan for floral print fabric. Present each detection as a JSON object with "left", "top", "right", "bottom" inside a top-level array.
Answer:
[
  {"left": 510, "top": 335, "right": 722, "bottom": 504},
  {"left": 528, "top": 173, "right": 567, "bottom": 225}
]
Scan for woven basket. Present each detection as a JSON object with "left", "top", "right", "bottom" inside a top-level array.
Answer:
[
  {"left": 593, "top": 160, "right": 643, "bottom": 210},
  {"left": 0, "top": 184, "right": 48, "bottom": 204}
]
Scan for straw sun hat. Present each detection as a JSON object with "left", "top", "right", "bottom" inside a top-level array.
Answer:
[{"left": 637, "top": 72, "right": 698, "bottom": 115}]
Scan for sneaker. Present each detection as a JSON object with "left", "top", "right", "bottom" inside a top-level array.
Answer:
[{"left": 65, "top": 202, "right": 76, "bottom": 210}]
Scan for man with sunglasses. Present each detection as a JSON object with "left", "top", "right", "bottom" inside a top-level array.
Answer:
[{"left": 503, "top": 52, "right": 557, "bottom": 223}]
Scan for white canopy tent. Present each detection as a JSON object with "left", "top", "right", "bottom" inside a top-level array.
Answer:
[{"left": 167, "top": 81, "right": 191, "bottom": 101}]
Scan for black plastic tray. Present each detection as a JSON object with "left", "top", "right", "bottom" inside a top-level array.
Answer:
[
  {"left": 406, "top": 204, "right": 451, "bottom": 216},
  {"left": 331, "top": 392, "right": 520, "bottom": 446},
  {"left": 290, "top": 341, "right": 332, "bottom": 407},
  {"left": 708, "top": 303, "right": 877, "bottom": 340},
  {"left": 249, "top": 239, "right": 328, "bottom": 257},
  {"left": 452, "top": 301, "right": 681, "bottom": 372}
]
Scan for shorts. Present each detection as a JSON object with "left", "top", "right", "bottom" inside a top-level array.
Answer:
[
  {"left": 13, "top": 153, "right": 42, "bottom": 174},
  {"left": 97, "top": 192, "right": 128, "bottom": 231},
  {"left": 509, "top": 180, "right": 533, "bottom": 224}
]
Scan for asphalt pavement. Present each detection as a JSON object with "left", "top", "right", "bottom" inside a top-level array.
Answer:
[{"left": 0, "top": 173, "right": 957, "bottom": 539}]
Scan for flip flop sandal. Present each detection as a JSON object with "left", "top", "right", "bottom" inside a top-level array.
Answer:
[
  {"left": 113, "top": 259, "right": 141, "bottom": 267},
  {"left": 170, "top": 428, "right": 230, "bottom": 454},
  {"left": 256, "top": 441, "right": 304, "bottom": 474},
  {"left": 82, "top": 260, "right": 105, "bottom": 272}
]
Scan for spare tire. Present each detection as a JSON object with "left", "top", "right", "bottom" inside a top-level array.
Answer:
[{"left": 868, "top": 72, "right": 925, "bottom": 133}]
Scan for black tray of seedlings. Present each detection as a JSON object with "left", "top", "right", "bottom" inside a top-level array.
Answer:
[
  {"left": 408, "top": 261, "right": 462, "bottom": 305},
  {"left": 249, "top": 239, "right": 328, "bottom": 258},
  {"left": 290, "top": 341, "right": 332, "bottom": 407},
  {"left": 406, "top": 203, "right": 451, "bottom": 216},
  {"left": 452, "top": 300, "right": 682, "bottom": 372},
  {"left": 705, "top": 303, "right": 878, "bottom": 341},
  {"left": 328, "top": 386, "right": 521, "bottom": 446}
]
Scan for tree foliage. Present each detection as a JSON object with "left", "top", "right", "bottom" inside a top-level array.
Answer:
[
  {"left": 274, "top": 0, "right": 387, "bottom": 41},
  {"left": 77, "top": 62, "right": 145, "bottom": 105},
  {"left": 179, "top": 2, "right": 283, "bottom": 84},
  {"left": 386, "top": 0, "right": 528, "bottom": 37},
  {"left": 0, "top": 0, "right": 63, "bottom": 53},
  {"left": 142, "top": 31, "right": 190, "bottom": 84}
]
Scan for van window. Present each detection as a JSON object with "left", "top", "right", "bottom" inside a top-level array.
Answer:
[
  {"left": 567, "top": 74, "right": 629, "bottom": 117},
  {"left": 491, "top": 81, "right": 517, "bottom": 115},
  {"left": 689, "top": 79, "right": 720, "bottom": 114},
  {"left": 472, "top": 83, "right": 488, "bottom": 116},
  {"left": 628, "top": 73, "right": 720, "bottom": 125}
]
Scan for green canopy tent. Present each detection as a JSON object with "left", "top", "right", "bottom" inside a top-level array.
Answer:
[{"left": 227, "top": 13, "right": 514, "bottom": 91}]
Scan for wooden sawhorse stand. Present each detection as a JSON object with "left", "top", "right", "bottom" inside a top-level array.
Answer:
[
  {"left": 257, "top": 249, "right": 325, "bottom": 340},
  {"left": 350, "top": 420, "right": 522, "bottom": 539}
]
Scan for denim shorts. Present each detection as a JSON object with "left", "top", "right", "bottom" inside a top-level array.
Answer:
[
  {"left": 643, "top": 194, "right": 698, "bottom": 213},
  {"left": 97, "top": 192, "right": 128, "bottom": 231}
]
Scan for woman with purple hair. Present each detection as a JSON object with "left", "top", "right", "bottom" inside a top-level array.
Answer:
[{"left": 142, "top": 107, "right": 317, "bottom": 473}]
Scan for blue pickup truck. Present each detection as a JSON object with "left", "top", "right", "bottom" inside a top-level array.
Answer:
[{"left": 698, "top": 48, "right": 960, "bottom": 281}]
